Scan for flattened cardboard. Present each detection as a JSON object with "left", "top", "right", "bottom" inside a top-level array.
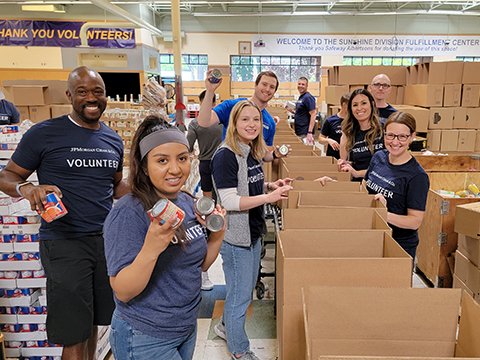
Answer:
[{"left": 304, "top": 287, "right": 466, "bottom": 360}]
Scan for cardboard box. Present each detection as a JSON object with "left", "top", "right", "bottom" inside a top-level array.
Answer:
[
  {"left": 50, "top": 104, "right": 72, "bottom": 118},
  {"left": 452, "top": 107, "right": 468, "bottom": 129},
  {"left": 406, "top": 64, "right": 419, "bottom": 85},
  {"left": 455, "top": 202, "right": 480, "bottom": 240},
  {"left": 455, "top": 250, "right": 480, "bottom": 298},
  {"left": 445, "top": 61, "right": 465, "bottom": 84},
  {"left": 282, "top": 169, "right": 351, "bottom": 182},
  {"left": 461, "top": 85, "right": 480, "bottom": 107},
  {"left": 28, "top": 106, "right": 51, "bottom": 123},
  {"left": 282, "top": 207, "right": 389, "bottom": 230},
  {"left": 396, "top": 85, "right": 405, "bottom": 104},
  {"left": 457, "top": 130, "right": 477, "bottom": 152},
  {"left": 349, "top": 84, "right": 365, "bottom": 92},
  {"left": 440, "top": 130, "right": 459, "bottom": 152},
  {"left": 443, "top": 84, "right": 462, "bottom": 107},
  {"left": 476, "top": 131, "right": 480, "bottom": 152},
  {"left": 325, "top": 86, "right": 349, "bottom": 105},
  {"left": 4, "top": 85, "right": 48, "bottom": 106},
  {"left": 16, "top": 106, "right": 30, "bottom": 121},
  {"left": 394, "top": 105, "right": 429, "bottom": 132},
  {"left": 465, "top": 108, "right": 480, "bottom": 129},
  {"left": 334, "top": 66, "right": 406, "bottom": 86},
  {"left": 417, "top": 172, "right": 480, "bottom": 287},
  {"left": 453, "top": 273, "right": 475, "bottom": 298},
  {"left": 428, "top": 107, "right": 454, "bottom": 130},
  {"left": 290, "top": 180, "right": 365, "bottom": 192},
  {"left": 420, "top": 62, "right": 447, "bottom": 84},
  {"left": 404, "top": 85, "right": 444, "bottom": 107},
  {"left": 2, "top": 80, "right": 69, "bottom": 104},
  {"left": 303, "top": 287, "right": 480, "bottom": 360},
  {"left": 277, "top": 230, "right": 411, "bottom": 360},
  {"left": 427, "top": 130, "right": 442, "bottom": 151},
  {"left": 462, "top": 62, "right": 480, "bottom": 84},
  {"left": 458, "top": 234, "right": 480, "bottom": 268}
]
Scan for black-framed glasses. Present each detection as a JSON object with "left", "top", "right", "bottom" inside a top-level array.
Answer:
[
  {"left": 385, "top": 133, "right": 411, "bottom": 142},
  {"left": 372, "top": 83, "right": 391, "bottom": 89}
]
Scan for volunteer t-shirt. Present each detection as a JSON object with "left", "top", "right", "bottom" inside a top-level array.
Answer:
[
  {"left": 321, "top": 114, "right": 343, "bottom": 159},
  {"left": 349, "top": 129, "right": 384, "bottom": 181},
  {"left": 0, "top": 99, "right": 20, "bottom": 125},
  {"left": 12, "top": 115, "right": 123, "bottom": 239},
  {"left": 294, "top": 92, "right": 316, "bottom": 136},
  {"left": 377, "top": 104, "right": 397, "bottom": 126}
]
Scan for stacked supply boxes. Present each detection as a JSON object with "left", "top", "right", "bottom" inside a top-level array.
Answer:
[{"left": 454, "top": 202, "right": 480, "bottom": 299}]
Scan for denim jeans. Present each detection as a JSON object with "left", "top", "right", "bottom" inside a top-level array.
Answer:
[
  {"left": 221, "top": 237, "right": 262, "bottom": 356},
  {"left": 110, "top": 312, "right": 197, "bottom": 360}
]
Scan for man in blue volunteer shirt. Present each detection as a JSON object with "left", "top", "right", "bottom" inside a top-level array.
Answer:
[
  {"left": 0, "top": 94, "right": 20, "bottom": 125},
  {"left": 198, "top": 70, "right": 282, "bottom": 161},
  {"left": 0, "top": 66, "right": 129, "bottom": 360},
  {"left": 286, "top": 77, "right": 317, "bottom": 144}
]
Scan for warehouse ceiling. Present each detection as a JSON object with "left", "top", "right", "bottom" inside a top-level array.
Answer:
[{"left": 4, "top": 0, "right": 480, "bottom": 17}]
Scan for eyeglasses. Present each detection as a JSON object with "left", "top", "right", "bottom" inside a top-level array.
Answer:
[
  {"left": 385, "top": 133, "right": 411, "bottom": 142},
  {"left": 372, "top": 83, "right": 391, "bottom": 89}
]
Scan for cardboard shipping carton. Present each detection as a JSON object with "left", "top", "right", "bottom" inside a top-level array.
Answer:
[
  {"left": 457, "top": 234, "right": 480, "bottom": 268},
  {"left": 303, "top": 287, "right": 480, "bottom": 360},
  {"left": 50, "top": 105, "right": 72, "bottom": 118},
  {"left": 443, "top": 84, "right": 462, "bottom": 107},
  {"left": 4, "top": 85, "right": 48, "bottom": 106},
  {"left": 277, "top": 230, "right": 411, "bottom": 360},
  {"left": 404, "top": 84, "right": 444, "bottom": 107},
  {"left": 465, "top": 108, "right": 480, "bottom": 129},
  {"left": 461, "top": 85, "right": 480, "bottom": 107},
  {"left": 440, "top": 130, "right": 459, "bottom": 152},
  {"left": 454, "top": 250, "right": 480, "bottom": 298},
  {"left": 452, "top": 107, "right": 468, "bottom": 129},
  {"left": 457, "top": 130, "right": 476, "bottom": 152},
  {"left": 455, "top": 202, "right": 480, "bottom": 240},
  {"left": 394, "top": 105, "right": 429, "bottom": 133},
  {"left": 427, "top": 130, "right": 442, "bottom": 151},
  {"left": 290, "top": 180, "right": 365, "bottom": 192},
  {"left": 325, "top": 86, "right": 349, "bottom": 105},
  {"left": 428, "top": 107, "right": 454, "bottom": 130},
  {"left": 28, "top": 106, "right": 51, "bottom": 123},
  {"left": 462, "top": 62, "right": 480, "bottom": 84}
]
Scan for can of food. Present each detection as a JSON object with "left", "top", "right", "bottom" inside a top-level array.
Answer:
[
  {"left": 21, "top": 324, "right": 38, "bottom": 332},
  {"left": 208, "top": 68, "right": 222, "bottom": 84},
  {"left": 148, "top": 199, "right": 185, "bottom": 229},
  {"left": 2, "top": 234, "right": 16, "bottom": 243},
  {"left": 40, "top": 193, "right": 68, "bottom": 223},
  {"left": 4, "top": 271, "right": 18, "bottom": 279},
  {"left": 20, "top": 270, "right": 33, "bottom": 279},
  {"left": 37, "top": 324, "right": 47, "bottom": 331},
  {"left": 33, "top": 269, "right": 45, "bottom": 278},
  {"left": 5, "top": 307, "right": 18, "bottom": 314},
  {"left": 5, "top": 341, "right": 22, "bottom": 348},
  {"left": 18, "top": 306, "right": 31, "bottom": 314},
  {"left": 278, "top": 144, "right": 289, "bottom": 156},
  {"left": 25, "top": 340, "right": 37, "bottom": 347},
  {"left": 194, "top": 196, "right": 215, "bottom": 216},
  {"left": 205, "top": 213, "right": 225, "bottom": 232}
]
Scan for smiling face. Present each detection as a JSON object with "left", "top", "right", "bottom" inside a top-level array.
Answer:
[
  {"left": 369, "top": 74, "right": 391, "bottom": 103},
  {"left": 384, "top": 122, "right": 413, "bottom": 158},
  {"left": 297, "top": 79, "right": 308, "bottom": 95},
  {"left": 253, "top": 75, "right": 277, "bottom": 105},
  {"left": 146, "top": 142, "right": 191, "bottom": 199},
  {"left": 67, "top": 69, "right": 107, "bottom": 126},
  {"left": 350, "top": 94, "right": 372, "bottom": 125},
  {"left": 235, "top": 105, "right": 262, "bottom": 144}
]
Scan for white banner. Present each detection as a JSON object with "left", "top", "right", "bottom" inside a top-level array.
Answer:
[{"left": 250, "top": 34, "right": 480, "bottom": 57}]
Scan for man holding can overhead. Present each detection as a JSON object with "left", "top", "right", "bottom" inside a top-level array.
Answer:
[
  {"left": 0, "top": 66, "right": 129, "bottom": 360},
  {"left": 198, "top": 69, "right": 284, "bottom": 161}
]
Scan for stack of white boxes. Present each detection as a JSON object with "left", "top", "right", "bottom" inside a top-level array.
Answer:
[{"left": 0, "top": 124, "right": 63, "bottom": 359}]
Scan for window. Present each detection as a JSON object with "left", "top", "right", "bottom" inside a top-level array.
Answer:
[
  {"left": 343, "top": 56, "right": 431, "bottom": 66},
  {"left": 230, "top": 55, "right": 321, "bottom": 82},
  {"left": 456, "top": 57, "right": 480, "bottom": 62},
  {"left": 159, "top": 54, "right": 208, "bottom": 81}
]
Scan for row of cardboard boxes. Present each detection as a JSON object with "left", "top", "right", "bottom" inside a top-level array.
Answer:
[
  {"left": 327, "top": 61, "right": 480, "bottom": 86},
  {"left": 326, "top": 82, "right": 480, "bottom": 108},
  {"left": 453, "top": 202, "right": 480, "bottom": 299},
  {"left": 427, "top": 129, "right": 480, "bottom": 152}
]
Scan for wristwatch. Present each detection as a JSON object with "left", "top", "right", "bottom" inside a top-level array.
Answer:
[{"left": 16, "top": 181, "right": 33, "bottom": 197}]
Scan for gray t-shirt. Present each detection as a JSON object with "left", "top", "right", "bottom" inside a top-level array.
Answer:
[
  {"left": 104, "top": 193, "right": 207, "bottom": 339},
  {"left": 187, "top": 118, "right": 223, "bottom": 160}
]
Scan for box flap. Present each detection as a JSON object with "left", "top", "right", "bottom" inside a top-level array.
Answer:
[{"left": 456, "top": 291, "right": 480, "bottom": 357}]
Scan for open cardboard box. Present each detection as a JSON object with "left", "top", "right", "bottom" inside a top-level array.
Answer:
[
  {"left": 303, "top": 287, "right": 480, "bottom": 360},
  {"left": 280, "top": 162, "right": 339, "bottom": 180},
  {"left": 295, "top": 192, "right": 386, "bottom": 217},
  {"left": 277, "top": 230, "right": 411, "bottom": 360},
  {"left": 283, "top": 169, "right": 351, "bottom": 181},
  {"left": 282, "top": 207, "right": 389, "bottom": 230},
  {"left": 281, "top": 156, "right": 336, "bottom": 165}
]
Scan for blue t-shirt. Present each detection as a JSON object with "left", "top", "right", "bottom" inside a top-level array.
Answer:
[
  {"left": 365, "top": 150, "right": 429, "bottom": 243},
  {"left": 0, "top": 99, "right": 20, "bottom": 125},
  {"left": 349, "top": 129, "right": 384, "bottom": 182},
  {"left": 12, "top": 115, "right": 123, "bottom": 240},
  {"left": 104, "top": 193, "right": 207, "bottom": 339},
  {"left": 213, "top": 98, "right": 276, "bottom": 146},
  {"left": 321, "top": 114, "right": 343, "bottom": 159},
  {"left": 294, "top": 92, "right": 316, "bottom": 136},
  {"left": 211, "top": 147, "right": 265, "bottom": 240},
  {"left": 377, "top": 104, "right": 397, "bottom": 126}
]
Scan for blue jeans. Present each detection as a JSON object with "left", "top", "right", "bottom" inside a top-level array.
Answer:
[
  {"left": 221, "top": 238, "right": 262, "bottom": 356},
  {"left": 110, "top": 312, "right": 197, "bottom": 360}
]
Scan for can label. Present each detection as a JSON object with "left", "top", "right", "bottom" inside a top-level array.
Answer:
[
  {"left": 208, "top": 68, "right": 222, "bottom": 83},
  {"left": 148, "top": 199, "right": 185, "bottom": 229},
  {"left": 40, "top": 193, "right": 68, "bottom": 223}
]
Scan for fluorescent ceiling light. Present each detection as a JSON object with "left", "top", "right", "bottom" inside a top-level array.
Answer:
[{"left": 21, "top": 4, "right": 66, "bottom": 12}]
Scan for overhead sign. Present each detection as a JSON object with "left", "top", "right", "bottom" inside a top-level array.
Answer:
[
  {"left": 251, "top": 34, "right": 480, "bottom": 57},
  {"left": 0, "top": 20, "right": 135, "bottom": 49}
]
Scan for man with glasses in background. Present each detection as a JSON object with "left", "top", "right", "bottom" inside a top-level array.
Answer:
[{"left": 368, "top": 74, "right": 397, "bottom": 125}]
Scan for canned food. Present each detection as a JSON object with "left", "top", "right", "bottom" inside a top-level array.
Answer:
[
  {"left": 17, "top": 234, "right": 40, "bottom": 242},
  {"left": 39, "top": 193, "right": 68, "bottom": 223},
  {"left": 20, "top": 270, "right": 33, "bottom": 278},
  {"left": 19, "top": 306, "right": 31, "bottom": 314},
  {"left": 4, "top": 271, "right": 19, "bottom": 279},
  {"left": 208, "top": 68, "right": 222, "bottom": 84},
  {"left": 26, "top": 340, "right": 37, "bottom": 347},
  {"left": 2, "top": 234, "right": 15, "bottom": 243},
  {"left": 21, "top": 324, "right": 38, "bottom": 332},
  {"left": 278, "top": 144, "right": 289, "bottom": 156},
  {"left": 22, "top": 252, "right": 40, "bottom": 261},
  {"left": 148, "top": 198, "right": 185, "bottom": 229},
  {"left": 5, "top": 341, "right": 22, "bottom": 348},
  {"left": 25, "top": 216, "right": 41, "bottom": 224},
  {"left": 1, "top": 125, "right": 19, "bottom": 133},
  {"left": 3, "top": 253, "right": 22, "bottom": 261},
  {"left": 37, "top": 324, "right": 47, "bottom": 331},
  {"left": 194, "top": 197, "right": 215, "bottom": 216},
  {"left": 33, "top": 269, "right": 45, "bottom": 278},
  {"left": 5, "top": 324, "right": 21, "bottom": 332},
  {"left": 31, "top": 306, "right": 47, "bottom": 314},
  {"left": 205, "top": 213, "right": 225, "bottom": 232},
  {"left": 5, "top": 307, "right": 18, "bottom": 314}
]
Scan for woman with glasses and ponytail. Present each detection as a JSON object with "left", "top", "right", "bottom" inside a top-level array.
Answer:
[{"left": 364, "top": 112, "right": 429, "bottom": 259}]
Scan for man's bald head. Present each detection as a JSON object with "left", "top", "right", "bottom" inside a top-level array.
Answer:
[{"left": 68, "top": 66, "right": 105, "bottom": 93}]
